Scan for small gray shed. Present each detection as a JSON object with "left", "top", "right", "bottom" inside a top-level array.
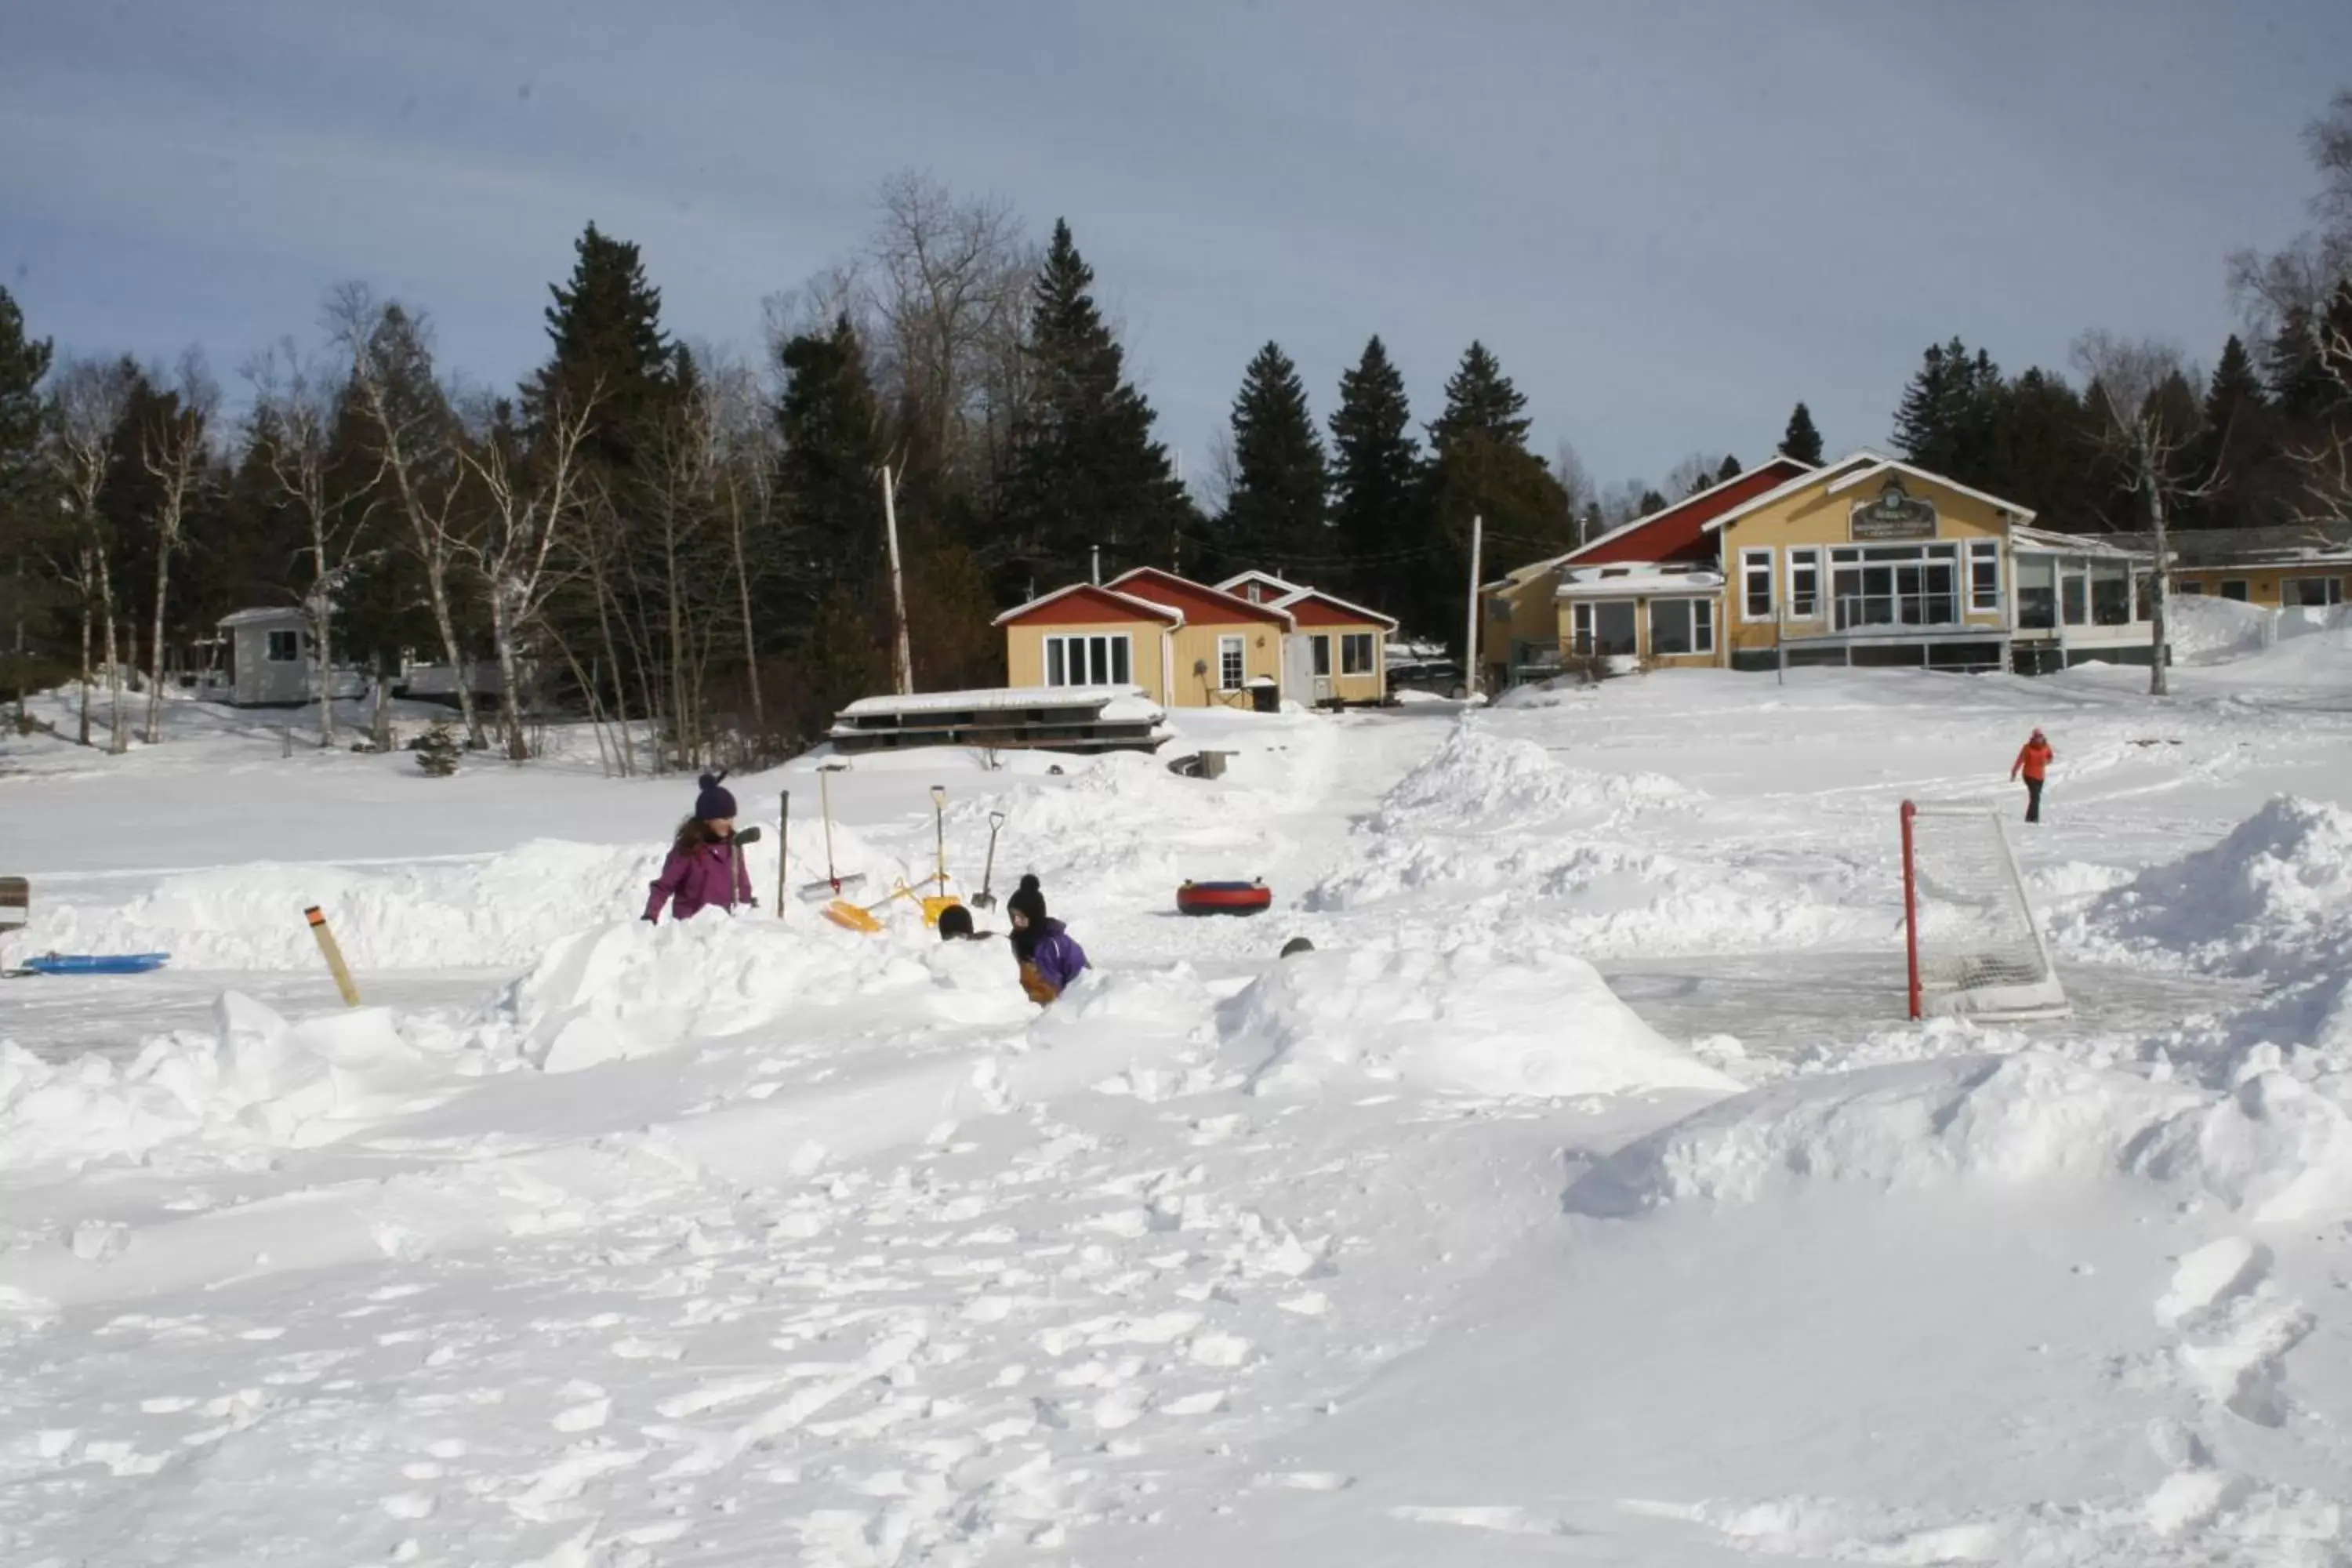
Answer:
[{"left": 218, "top": 607, "right": 315, "bottom": 706}]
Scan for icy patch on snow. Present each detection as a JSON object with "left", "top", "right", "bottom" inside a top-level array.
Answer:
[
  {"left": 1218, "top": 943, "right": 1737, "bottom": 1099},
  {"left": 0, "top": 993, "right": 470, "bottom": 1167},
  {"left": 1568, "top": 1051, "right": 2352, "bottom": 1222}
]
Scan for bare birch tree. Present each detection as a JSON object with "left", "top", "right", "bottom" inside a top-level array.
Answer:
[
  {"left": 249, "top": 338, "right": 379, "bottom": 748},
  {"left": 137, "top": 349, "right": 218, "bottom": 743},
  {"left": 45, "top": 357, "right": 133, "bottom": 749},
  {"left": 2278, "top": 297, "right": 2352, "bottom": 530},
  {"left": 2071, "top": 332, "right": 2210, "bottom": 698},
  {"left": 456, "top": 384, "right": 602, "bottom": 760},
  {"left": 327, "top": 283, "right": 485, "bottom": 747}
]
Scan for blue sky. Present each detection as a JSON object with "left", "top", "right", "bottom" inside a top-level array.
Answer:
[{"left": 4, "top": 1, "right": 2346, "bottom": 495}]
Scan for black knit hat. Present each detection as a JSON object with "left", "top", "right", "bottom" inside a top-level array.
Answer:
[
  {"left": 1007, "top": 873, "right": 1047, "bottom": 924},
  {"left": 694, "top": 771, "right": 738, "bottom": 821}
]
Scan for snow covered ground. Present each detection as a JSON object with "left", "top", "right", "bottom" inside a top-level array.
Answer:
[{"left": 3, "top": 603, "right": 2350, "bottom": 1566}]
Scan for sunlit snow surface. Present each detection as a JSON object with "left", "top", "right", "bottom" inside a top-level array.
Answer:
[{"left": 4, "top": 599, "right": 2351, "bottom": 1566}]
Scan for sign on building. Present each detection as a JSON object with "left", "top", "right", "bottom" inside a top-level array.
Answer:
[{"left": 1849, "top": 478, "right": 1937, "bottom": 542}]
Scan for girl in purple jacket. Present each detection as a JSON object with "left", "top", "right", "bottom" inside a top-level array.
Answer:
[
  {"left": 1007, "top": 874, "right": 1088, "bottom": 1004},
  {"left": 643, "top": 773, "right": 754, "bottom": 924}
]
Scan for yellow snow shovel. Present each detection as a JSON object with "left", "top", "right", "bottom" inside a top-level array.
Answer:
[
  {"left": 916, "top": 784, "right": 964, "bottom": 930},
  {"left": 800, "top": 760, "right": 869, "bottom": 920},
  {"left": 822, "top": 879, "right": 924, "bottom": 934}
]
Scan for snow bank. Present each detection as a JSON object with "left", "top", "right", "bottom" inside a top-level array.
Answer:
[
  {"left": 493, "top": 916, "right": 1022, "bottom": 1072},
  {"left": 20, "top": 827, "right": 889, "bottom": 971},
  {"left": 1218, "top": 943, "right": 1737, "bottom": 1099},
  {"left": 1370, "top": 721, "right": 1694, "bottom": 833},
  {"left": 2166, "top": 594, "right": 2274, "bottom": 663},
  {"left": 1567, "top": 1051, "right": 2352, "bottom": 1222},
  {"left": 2062, "top": 797, "right": 2352, "bottom": 1064},
  {"left": 0, "top": 993, "right": 474, "bottom": 1168}
]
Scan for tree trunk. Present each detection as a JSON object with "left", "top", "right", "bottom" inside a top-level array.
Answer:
[
  {"left": 314, "top": 600, "right": 337, "bottom": 749},
  {"left": 95, "top": 549, "right": 125, "bottom": 753},
  {"left": 76, "top": 588, "right": 92, "bottom": 747},
  {"left": 146, "top": 548, "right": 172, "bottom": 744},
  {"left": 492, "top": 585, "right": 529, "bottom": 761},
  {"left": 419, "top": 553, "right": 482, "bottom": 750},
  {"left": 2143, "top": 440, "right": 2169, "bottom": 699},
  {"left": 724, "top": 475, "right": 764, "bottom": 744}
]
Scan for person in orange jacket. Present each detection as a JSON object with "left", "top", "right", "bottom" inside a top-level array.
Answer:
[{"left": 2010, "top": 728, "right": 2053, "bottom": 823}]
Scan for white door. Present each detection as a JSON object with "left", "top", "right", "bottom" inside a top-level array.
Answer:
[{"left": 1281, "top": 635, "right": 1318, "bottom": 706}]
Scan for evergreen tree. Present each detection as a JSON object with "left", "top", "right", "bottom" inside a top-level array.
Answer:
[
  {"left": 524, "top": 222, "right": 679, "bottom": 474},
  {"left": 1984, "top": 368, "right": 2100, "bottom": 531},
  {"left": 775, "top": 315, "right": 885, "bottom": 613},
  {"left": 1778, "top": 401, "right": 1824, "bottom": 464},
  {"left": 1715, "top": 454, "right": 1742, "bottom": 485},
  {"left": 2191, "top": 336, "right": 2277, "bottom": 532},
  {"left": 1637, "top": 488, "right": 1668, "bottom": 515},
  {"left": 2263, "top": 303, "right": 2339, "bottom": 423},
  {"left": 1892, "top": 338, "right": 2003, "bottom": 481},
  {"left": 0, "top": 287, "right": 57, "bottom": 709},
  {"left": 1218, "top": 341, "right": 1327, "bottom": 578},
  {"left": 1327, "top": 336, "right": 1419, "bottom": 612},
  {"left": 1418, "top": 341, "right": 1570, "bottom": 654},
  {"left": 997, "top": 220, "right": 1192, "bottom": 586}
]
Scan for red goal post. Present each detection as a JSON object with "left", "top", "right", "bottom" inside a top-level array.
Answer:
[{"left": 1901, "top": 800, "right": 2070, "bottom": 1022}]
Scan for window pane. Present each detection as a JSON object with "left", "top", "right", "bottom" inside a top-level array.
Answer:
[
  {"left": 1312, "top": 636, "right": 1330, "bottom": 676},
  {"left": 1693, "top": 600, "right": 1715, "bottom": 652},
  {"left": 2220, "top": 580, "right": 2249, "bottom": 602},
  {"left": 1650, "top": 599, "right": 1693, "bottom": 655},
  {"left": 2015, "top": 557, "right": 2056, "bottom": 630},
  {"left": 1112, "top": 636, "right": 1131, "bottom": 684},
  {"left": 2092, "top": 564, "right": 2129, "bottom": 626},
  {"left": 1343, "top": 633, "right": 1373, "bottom": 674},
  {"left": 1047, "top": 639, "right": 1065, "bottom": 686},
  {"left": 1593, "top": 602, "right": 1637, "bottom": 656},
  {"left": 1219, "top": 637, "right": 1244, "bottom": 689}
]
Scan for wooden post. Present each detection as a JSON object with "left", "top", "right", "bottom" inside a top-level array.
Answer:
[
  {"left": 1464, "top": 513, "right": 1483, "bottom": 699},
  {"left": 1900, "top": 801, "right": 1922, "bottom": 1021},
  {"left": 304, "top": 905, "right": 362, "bottom": 1007},
  {"left": 882, "top": 464, "right": 913, "bottom": 697}
]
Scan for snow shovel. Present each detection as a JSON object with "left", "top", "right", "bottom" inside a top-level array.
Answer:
[
  {"left": 821, "top": 878, "right": 922, "bottom": 934},
  {"left": 916, "top": 784, "right": 964, "bottom": 929},
  {"left": 971, "top": 811, "right": 1006, "bottom": 909},
  {"left": 775, "top": 790, "right": 789, "bottom": 919},
  {"left": 726, "top": 825, "right": 761, "bottom": 911},
  {"left": 800, "top": 761, "right": 867, "bottom": 907}
]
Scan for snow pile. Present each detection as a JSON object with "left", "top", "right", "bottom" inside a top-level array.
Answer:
[
  {"left": 962, "top": 751, "right": 1280, "bottom": 894},
  {"left": 22, "top": 827, "right": 889, "bottom": 971},
  {"left": 1218, "top": 943, "right": 1737, "bottom": 1099},
  {"left": 485, "top": 915, "right": 1000, "bottom": 1072},
  {"left": 1369, "top": 721, "right": 1694, "bottom": 833},
  {"left": 2166, "top": 594, "right": 2274, "bottom": 663},
  {"left": 1568, "top": 1051, "right": 2352, "bottom": 1222},
  {"left": 0, "top": 993, "right": 472, "bottom": 1168},
  {"left": 2063, "top": 797, "right": 2352, "bottom": 1062}
]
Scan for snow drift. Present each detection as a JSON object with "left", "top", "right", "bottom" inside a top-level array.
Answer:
[
  {"left": 1218, "top": 942, "right": 1737, "bottom": 1099},
  {"left": 1368, "top": 721, "right": 1694, "bottom": 833},
  {"left": 1566, "top": 1051, "right": 2352, "bottom": 1223},
  {"left": 19, "top": 826, "right": 893, "bottom": 971}
]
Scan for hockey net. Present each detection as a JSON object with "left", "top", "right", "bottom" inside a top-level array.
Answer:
[{"left": 1900, "top": 800, "right": 2069, "bottom": 1020}]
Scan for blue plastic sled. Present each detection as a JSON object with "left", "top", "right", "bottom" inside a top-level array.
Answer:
[{"left": 19, "top": 953, "right": 171, "bottom": 975}]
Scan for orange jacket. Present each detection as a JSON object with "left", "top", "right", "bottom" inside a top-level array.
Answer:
[{"left": 2012, "top": 739, "right": 2053, "bottom": 782}]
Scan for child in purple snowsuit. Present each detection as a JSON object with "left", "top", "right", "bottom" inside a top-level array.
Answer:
[
  {"left": 1007, "top": 874, "right": 1088, "bottom": 1004},
  {"left": 644, "top": 772, "right": 754, "bottom": 924}
]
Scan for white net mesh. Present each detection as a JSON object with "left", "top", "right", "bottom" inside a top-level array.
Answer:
[{"left": 1906, "top": 804, "right": 2068, "bottom": 1018}]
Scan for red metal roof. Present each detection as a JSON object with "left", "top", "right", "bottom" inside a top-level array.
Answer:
[
  {"left": 1570, "top": 457, "right": 1813, "bottom": 567},
  {"left": 1106, "top": 568, "right": 1290, "bottom": 626}
]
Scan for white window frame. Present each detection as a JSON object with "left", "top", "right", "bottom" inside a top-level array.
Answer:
[
  {"left": 1739, "top": 547, "right": 1775, "bottom": 622},
  {"left": 1966, "top": 539, "right": 2002, "bottom": 615},
  {"left": 1043, "top": 632, "right": 1133, "bottom": 688},
  {"left": 1340, "top": 632, "right": 1374, "bottom": 675},
  {"left": 1216, "top": 634, "right": 1246, "bottom": 691},
  {"left": 2286, "top": 575, "right": 2346, "bottom": 608},
  {"left": 1647, "top": 597, "right": 1715, "bottom": 657},
  {"left": 1784, "top": 547, "right": 1821, "bottom": 620}
]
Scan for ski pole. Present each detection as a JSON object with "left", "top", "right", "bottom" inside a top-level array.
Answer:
[{"left": 777, "top": 789, "right": 789, "bottom": 919}]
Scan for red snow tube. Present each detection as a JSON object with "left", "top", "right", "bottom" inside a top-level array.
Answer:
[{"left": 1177, "top": 880, "right": 1272, "bottom": 917}]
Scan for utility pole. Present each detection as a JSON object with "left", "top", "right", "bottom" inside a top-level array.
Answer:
[
  {"left": 1464, "top": 513, "right": 1484, "bottom": 700},
  {"left": 880, "top": 463, "right": 913, "bottom": 696}
]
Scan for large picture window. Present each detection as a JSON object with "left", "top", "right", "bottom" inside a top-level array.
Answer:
[
  {"left": 1828, "top": 543, "right": 1959, "bottom": 630},
  {"left": 1044, "top": 633, "right": 1131, "bottom": 688},
  {"left": 1648, "top": 597, "right": 1715, "bottom": 656},
  {"left": 2016, "top": 555, "right": 2056, "bottom": 630},
  {"left": 1217, "top": 634, "right": 1246, "bottom": 691},
  {"left": 2286, "top": 575, "right": 2346, "bottom": 607},
  {"left": 1341, "top": 633, "right": 1374, "bottom": 674},
  {"left": 1570, "top": 601, "right": 1639, "bottom": 657}
]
